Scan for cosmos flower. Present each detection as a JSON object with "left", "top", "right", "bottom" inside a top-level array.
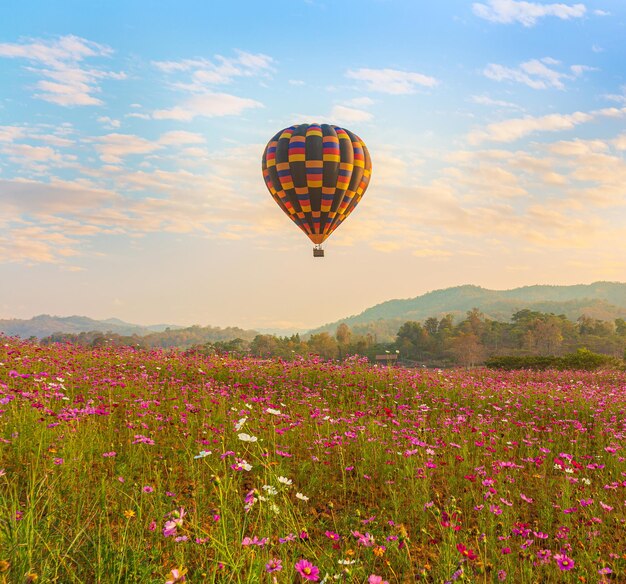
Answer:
[
  {"left": 554, "top": 553, "right": 575, "bottom": 571},
  {"left": 456, "top": 543, "right": 478, "bottom": 561},
  {"left": 265, "top": 558, "right": 282, "bottom": 572},
  {"left": 294, "top": 559, "right": 319, "bottom": 581},
  {"left": 165, "top": 567, "right": 187, "bottom": 583}
]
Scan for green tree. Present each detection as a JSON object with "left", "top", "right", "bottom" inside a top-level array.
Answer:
[
  {"left": 451, "top": 332, "right": 485, "bottom": 368},
  {"left": 307, "top": 333, "right": 338, "bottom": 360},
  {"left": 335, "top": 323, "right": 352, "bottom": 360}
]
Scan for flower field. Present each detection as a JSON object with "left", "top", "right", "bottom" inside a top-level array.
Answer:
[{"left": 0, "top": 338, "right": 625, "bottom": 583}]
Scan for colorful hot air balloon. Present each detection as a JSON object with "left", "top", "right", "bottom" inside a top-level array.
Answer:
[{"left": 262, "top": 123, "right": 372, "bottom": 257}]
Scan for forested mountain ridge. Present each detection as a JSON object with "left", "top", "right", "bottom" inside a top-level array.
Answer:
[
  {"left": 309, "top": 282, "right": 626, "bottom": 340},
  {"left": 0, "top": 315, "right": 258, "bottom": 345},
  {"left": 0, "top": 314, "right": 161, "bottom": 338}
]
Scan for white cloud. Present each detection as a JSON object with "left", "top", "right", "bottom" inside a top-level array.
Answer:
[
  {"left": 330, "top": 105, "right": 373, "bottom": 124},
  {"left": 602, "top": 87, "right": 626, "bottom": 105},
  {"left": 0, "top": 178, "right": 117, "bottom": 216},
  {"left": 484, "top": 58, "right": 591, "bottom": 90},
  {"left": 612, "top": 134, "right": 626, "bottom": 151},
  {"left": 570, "top": 64, "right": 595, "bottom": 76},
  {"left": 125, "top": 112, "right": 151, "bottom": 120},
  {"left": 467, "top": 108, "right": 626, "bottom": 144},
  {"left": 346, "top": 68, "right": 438, "bottom": 94},
  {"left": 93, "top": 133, "right": 162, "bottom": 164},
  {"left": 97, "top": 116, "right": 121, "bottom": 129},
  {"left": 158, "top": 131, "right": 206, "bottom": 146},
  {"left": 153, "top": 92, "right": 262, "bottom": 121},
  {"left": 473, "top": 0, "right": 586, "bottom": 26},
  {"left": 470, "top": 95, "right": 521, "bottom": 109},
  {"left": 0, "top": 35, "right": 125, "bottom": 106},
  {"left": 345, "top": 97, "right": 375, "bottom": 107},
  {"left": 154, "top": 50, "right": 273, "bottom": 90},
  {"left": 5, "top": 143, "right": 63, "bottom": 164},
  {"left": 0, "top": 126, "right": 26, "bottom": 142}
]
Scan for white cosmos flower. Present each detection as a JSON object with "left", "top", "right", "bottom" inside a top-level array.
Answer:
[
  {"left": 296, "top": 492, "right": 309, "bottom": 501},
  {"left": 234, "top": 417, "right": 247, "bottom": 431},
  {"left": 277, "top": 476, "right": 292, "bottom": 485},
  {"left": 238, "top": 433, "right": 258, "bottom": 443},
  {"left": 266, "top": 408, "right": 282, "bottom": 416}
]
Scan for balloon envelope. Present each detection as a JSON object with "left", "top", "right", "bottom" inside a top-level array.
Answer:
[{"left": 262, "top": 123, "right": 372, "bottom": 245}]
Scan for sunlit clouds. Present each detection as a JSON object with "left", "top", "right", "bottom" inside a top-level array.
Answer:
[{"left": 0, "top": 35, "right": 125, "bottom": 106}]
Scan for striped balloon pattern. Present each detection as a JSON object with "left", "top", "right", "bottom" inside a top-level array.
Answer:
[{"left": 262, "top": 123, "right": 372, "bottom": 245}]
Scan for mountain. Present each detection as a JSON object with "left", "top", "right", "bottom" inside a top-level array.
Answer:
[
  {"left": 0, "top": 315, "right": 180, "bottom": 339},
  {"left": 308, "top": 282, "right": 626, "bottom": 341}
]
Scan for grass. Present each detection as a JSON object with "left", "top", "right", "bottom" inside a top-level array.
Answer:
[{"left": 0, "top": 338, "right": 624, "bottom": 583}]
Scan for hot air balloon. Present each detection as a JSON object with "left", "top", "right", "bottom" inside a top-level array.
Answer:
[{"left": 262, "top": 123, "right": 372, "bottom": 257}]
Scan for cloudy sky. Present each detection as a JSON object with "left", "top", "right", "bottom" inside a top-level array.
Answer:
[{"left": 1, "top": 0, "right": 625, "bottom": 331}]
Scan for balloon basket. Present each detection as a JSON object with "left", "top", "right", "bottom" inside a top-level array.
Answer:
[{"left": 313, "top": 246, "right": 325, "bottom": 258}]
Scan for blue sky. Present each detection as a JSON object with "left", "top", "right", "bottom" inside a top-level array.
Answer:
[{"left": 1, "top": 0, "right": 625, "bottom": 331}]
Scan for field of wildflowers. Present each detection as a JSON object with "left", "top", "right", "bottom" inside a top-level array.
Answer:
[{"left": 0, "top": 337, "right": 624, "bottom": 583}]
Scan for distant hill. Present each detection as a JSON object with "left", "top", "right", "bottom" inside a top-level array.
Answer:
[
  {"left": 309, "top": 282, "right": 626, "bottom": 341},
  {"left": 0, "top": 314, "right": 182, "bottom": 339},
  {"left": 0, "top": 314, "right": 260, "bottom": 348}
]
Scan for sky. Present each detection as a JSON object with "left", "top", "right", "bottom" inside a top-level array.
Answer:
[{"left": 1, "top": 0, "right": 626, "bottom": 332}]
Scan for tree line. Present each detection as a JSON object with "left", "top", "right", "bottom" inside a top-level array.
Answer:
[{"left": 40, "top": 308, "right": 626, "bottom": 367}]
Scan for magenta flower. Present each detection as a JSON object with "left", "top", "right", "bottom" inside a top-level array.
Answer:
[
  {"left": 265, "top": 558, "right": 282, "bottom": 572},
  {"left": 554, "top": 553, "right": 575, "bottom": 571},
  {"left": 598, "top": 567, "right": 612, "bottom": 575},
  {"left": 242, "top": 535, "right": 268, "bottom": 547},
  {"left": 368, "top": 576, "right": 389, "bottom": 584},
  {"left": 143, "top": 485, "right": 154, "bottom": 493},
  {"left": 456, "top": 543, "right": 478, "bottom": 561},
  {"left": 295, "top": 559, "right": 319, "bottom": 581}
]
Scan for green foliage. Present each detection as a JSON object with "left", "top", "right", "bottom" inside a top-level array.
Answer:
[{"left": 485, "top": 348, "right": 619, "bottom": 371}]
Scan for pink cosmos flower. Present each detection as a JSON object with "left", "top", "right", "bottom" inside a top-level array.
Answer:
[
  {"left": 554, "top": 553, "right": 575, "bottom": 571},
  {"left": 241, "top": 535, "right": 268, "bottom": 547},
  {"left": 295, "top": 559, "right": 319, "bottom": 581},
  {"left": 265, "top": 558, "right": 282, "bottom": 572},
  {"left": 368, "top": 576, "right": 389, "bottom": 584},
  {"left": 165, "top": 568, "right": 186, "bottom": 583}
]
